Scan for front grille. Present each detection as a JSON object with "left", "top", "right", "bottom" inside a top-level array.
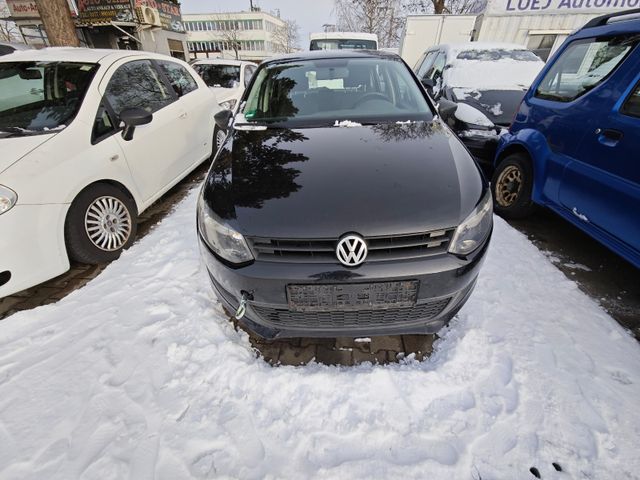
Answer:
[
  {"left": 251, "top": 297, "right": 451, "bottom": 330},
  {"left": 248, "top": 229, "right": 455, "bottom": 264}
]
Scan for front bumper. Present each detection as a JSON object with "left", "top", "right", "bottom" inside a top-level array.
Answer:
[
  {"left": 0, "top": 203, "right": 70, "bottom": 298},
  {"left": 457, "top": 130, "right": 502, "bottom": 172},
  {"left": 199, "top": 231, "right": 490, "bottom": 339}
]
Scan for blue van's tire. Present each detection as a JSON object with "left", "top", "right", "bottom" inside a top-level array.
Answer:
[{"left": 492, "top": 153, "right": 535, "bottom": 219}]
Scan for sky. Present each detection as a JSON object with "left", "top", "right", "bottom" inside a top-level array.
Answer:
[{"left": 180, "top": 0, "right": 336, "bottom": 46}]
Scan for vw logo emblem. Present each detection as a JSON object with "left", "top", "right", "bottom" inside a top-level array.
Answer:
[{"left": 336, "top": 234, "right": 368, "bottom": 267}]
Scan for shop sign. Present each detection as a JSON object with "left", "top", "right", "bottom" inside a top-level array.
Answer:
[
  {"left": 136, "top": 0, "right": 185, "bottom": 32},
  {"left": 77, "top": 0, "right": 135, "bottom": 24},
  {"left": 486, "top": 0, "right": 639, "bottom": 14}
]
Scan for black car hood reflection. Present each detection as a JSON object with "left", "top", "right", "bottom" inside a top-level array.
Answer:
[{"left": 203, "top": 120, "right": 483, "bottom": 239}]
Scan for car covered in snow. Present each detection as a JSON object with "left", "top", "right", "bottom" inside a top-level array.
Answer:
[
  {"left": 198, "top": 50, "right": 493, "bottom": 339},
  {"left": 191, "top": 59, "right": 257, "bottom": 148},
  {"left": 413, "top": 42, "right": 544, "bottom": 170},
  {"left": 0, "top": 48, "right": 220, "bottom": 297},
  {"left": 493, "top": 9, "right": 640, "bottom": 269}
]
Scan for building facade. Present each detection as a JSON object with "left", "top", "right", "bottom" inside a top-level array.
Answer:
[
  {"left": 474, "top": 0, "right": 639, "bottom": 60},
  {"left": 183, "top": 10, "right": 285, "bottom": 62},
  {"left": 3, "top": 0, "right": 189, "bottom": 59}
]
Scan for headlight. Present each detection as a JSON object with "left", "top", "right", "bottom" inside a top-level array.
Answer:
[
  {"left": 0, "top": 185, "right": 17, "bottom": 215},
  {"left": 219, "top": 99, "right": 237, "bottom": 111},
  {"left": 449, "top": 190, "right": 493, "bottom": 256},
  {"left": 197, "top": 195, "right": 253, "bottom": 264}
]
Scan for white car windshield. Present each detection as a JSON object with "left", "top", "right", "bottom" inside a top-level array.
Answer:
[
  {"left": 0, "top": 61, "right": 98, "bottom": 135},
  {"left": 242, "top": 57, "right": 433, "bottom": 126}
]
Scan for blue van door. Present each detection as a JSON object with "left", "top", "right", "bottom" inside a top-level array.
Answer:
[{"left": 557, "top": 52, "right": 640, "bottom": 253}]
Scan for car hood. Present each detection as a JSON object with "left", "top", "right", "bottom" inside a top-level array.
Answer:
[
  {"left": 452, "top": 88, "right": 527, "bottom": 126},
  {"left": 0, "top": 133, "right": 56, "bottom": 174},
  {"left": 203, "top": 121, "right": 484, "bottom": 239}
]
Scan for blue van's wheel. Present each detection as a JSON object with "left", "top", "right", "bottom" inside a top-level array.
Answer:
[{"left": 492, "top": 153, "right": 535, "bottom": 219}]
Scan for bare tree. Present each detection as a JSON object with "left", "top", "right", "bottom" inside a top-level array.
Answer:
[
  {"left": 35, "top": 0, "right": 79, "bottom": 46},
  {"left": 220, "top": 28, "right": 242, "bottom": 59},
  {"left": 272, "top": 19, "right": 300, "bottom": 54},
  {"left": 334, "top": 0, "right": 406, "bottom": 48},
  {"left": 0, "top": 1, "right": 19, "bottom": 42},
  {"left": 403, "top": 0, "right": 481, "bottom": 14}
]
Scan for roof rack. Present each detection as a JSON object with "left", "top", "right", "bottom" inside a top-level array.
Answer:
[{"left": 583, "top": 8, "right": 640, "bottom": 28}]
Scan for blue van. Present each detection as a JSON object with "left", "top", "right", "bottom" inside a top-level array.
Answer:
[{"left": 493, "top": 9, "right": 640, "bottom": 269}]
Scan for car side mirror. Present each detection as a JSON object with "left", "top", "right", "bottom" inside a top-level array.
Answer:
[
  {"left": 421, "top": 77, "right": 435, "bottom": 93},
  {"left": 438, "top": 98, "right": 458, "bottom": 122},
  {"left": 214, "top": 109, "right": 234, "bottom": 131},
  {"left": 120, "top": 107, "right": 152, "bottom": 141}
]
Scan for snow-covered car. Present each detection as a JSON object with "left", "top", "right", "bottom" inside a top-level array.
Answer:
[
  {"left": 198, "top": 50, "right": 493, "bottom": 339},
  {"left": 413, "top": 42, "right": 544, "bottom": 170},
  {"left": 0, "top": 48, "right": 220, "bottom": 298},
  {"left": 191, "top": 59, "right": 257, "bottom": 148}
]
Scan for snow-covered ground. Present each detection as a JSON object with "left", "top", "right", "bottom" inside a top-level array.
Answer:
[{"left": 1, "top": 188, "right": 639, "bottom": 480}]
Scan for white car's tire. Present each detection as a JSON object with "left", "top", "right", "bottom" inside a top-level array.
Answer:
[{"left": 65, "top": 184, "right": 138, "bottom": 264}]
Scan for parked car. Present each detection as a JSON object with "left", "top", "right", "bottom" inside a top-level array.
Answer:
[
  {"left": 0, "top": 48, "right": 220, "bottom": 297},
  {"left": 413, "top": 42, "right": 544, "bottom": 170},
  {"left": 198, "top": 50, "right": 493, "bottom": 339},
  {"left": 0, "top": 42, "right": 30, "bottom": 56},
  {"left": 493, "top": 9, "right": 640, "bottom": 269},
  {"left": 191, "top": 59, "right": 257, "bottom": 148}
]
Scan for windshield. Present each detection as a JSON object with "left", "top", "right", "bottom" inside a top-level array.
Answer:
[
  {"left": 241, "top": 57, "right": 432, "bottom": 127},
  {"left": 310, "top": 39, "right": 377, "bottom": 50},
  {"left": 0, "top": 61, "right": 98, "bottom": 135},
  {"left": 193, "top": 64, "right": 240, "bottom": 88}
]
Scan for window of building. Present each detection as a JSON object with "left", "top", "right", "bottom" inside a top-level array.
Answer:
[{"left": 527, "top": 34, "right": 557, "bottom": 61}]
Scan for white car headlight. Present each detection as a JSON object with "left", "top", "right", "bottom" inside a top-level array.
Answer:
[
  {"left": 449, "top": 190, "right": 493, "bottom": 256},
  {"left": 219, "top": 99, "right": 237, "bottom": 111},
  {"left": 197, "top": 195, "right": 253, "bottom": 264},
  {"left": 0, "top": 185, "right": 17, "bottom": 215}
]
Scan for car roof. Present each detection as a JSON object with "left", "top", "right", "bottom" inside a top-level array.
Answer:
[
  {"left": 264, "top": 49, "right": 399, "bottom": 65},
  {"left": 192, "top": 59, "right": 252, "bottom": 66},
  {"left": 572, "top": 8, "right": 640, "bottom": 39},
  {"left": 0, "top": 47, "right": 179, "bottom": 65},
  {"left": 429, "top": 42, "right": 531, "bottom": 54}
]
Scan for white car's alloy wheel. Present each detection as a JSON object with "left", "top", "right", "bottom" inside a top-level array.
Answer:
[
  {"left": 216, "top": 128, "right": 226, "bottom": 150},
  {"left": 84, "top": 196, "right": 132, "bottom": 251}
]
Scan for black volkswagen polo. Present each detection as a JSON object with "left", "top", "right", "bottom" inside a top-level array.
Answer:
[{"left": 198, "top": 50, "right": 492, "bottom": 339}]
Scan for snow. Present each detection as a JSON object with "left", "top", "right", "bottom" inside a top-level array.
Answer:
[
  {"left": 444, "top": 44, "right": 544, "bottom": 91},
  {"left": 1, "top": 188, "right": 640, "bottom": 479},
  {"left": 334, "top": 120, "right": 362, "bottom": 127},
  {"left": 572, "top": 207, "right": 590, "bottom": 222},
  {"left": 483, "top": 103, "right": 503, "bottom": 116},
  {"left": 453, "top": 102, "right": 494, "bottom": 127}
]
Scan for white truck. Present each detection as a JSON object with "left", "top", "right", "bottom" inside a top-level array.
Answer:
[{"left": 399, "top": 15, "right": 477, "bottom": 67}]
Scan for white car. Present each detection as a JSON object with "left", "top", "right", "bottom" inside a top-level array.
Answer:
[
  {"left": 191, "top": 59, "right": 257, "bottom": 148},
  {"left": 0, "top": 48, "right": 220, "bottom": 298}
]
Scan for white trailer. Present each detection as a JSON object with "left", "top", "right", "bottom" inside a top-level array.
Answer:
[
  {"left": 474, "top": 0, "right": 639, "bottom": 60},
  {"left": 399, "top": 15, "right": 477, "bottom": 67}
]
